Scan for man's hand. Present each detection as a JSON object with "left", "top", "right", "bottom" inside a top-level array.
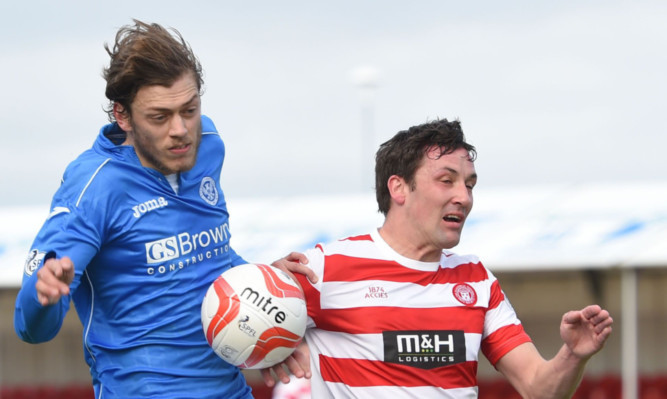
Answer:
[
  {"left": 260, "top": 341, "right": 311, "bottom": 387},
  {"left": 272, "top": 252, "right": 318, "bottom": 285},
  {"left": 265, "top": 253, "right": 314, "bottom": 387},
  {"left": 35, "top": 257, "right": 75, "bottom": 306},
  {"left": 560, "top": 304, "right": 613, "bottom": 360}
]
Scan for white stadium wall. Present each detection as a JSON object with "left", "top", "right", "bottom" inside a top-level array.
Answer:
[{"left": 1, "top": 182, "right": 666, "bottom": 394}]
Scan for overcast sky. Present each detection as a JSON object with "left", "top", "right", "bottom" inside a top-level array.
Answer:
[{"left": 1, "top": 0, "right": 666, "bottom": 207}]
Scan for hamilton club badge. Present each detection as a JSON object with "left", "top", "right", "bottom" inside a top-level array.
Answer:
[
  {"left": 199, "top": 177, "right": 219, "bottom": 206},
  {"left": 452, "top": 283, "right": 477, "bottom": 306}
]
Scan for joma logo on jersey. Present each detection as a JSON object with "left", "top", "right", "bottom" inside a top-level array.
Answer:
[
  {"left": 132, "top": 197, "right": 168, "bottom": 218},
  {"left": 145, "top": 223, "right": 231, "bottom": 264},
  {"left": 383, "top": 330, "right": 466, "bottom": 370}
]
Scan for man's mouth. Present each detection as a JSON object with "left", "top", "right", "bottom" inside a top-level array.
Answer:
[
  {"left": 443, "top": 213, "right": 463, "bottom": 223},
  {"left": 170, "top": 143, "right": 191, "bottom": 154}
]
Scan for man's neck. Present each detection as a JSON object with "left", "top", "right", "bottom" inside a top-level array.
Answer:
[{"left": 377, "top": 222, "right": 442, "bottom": 262}]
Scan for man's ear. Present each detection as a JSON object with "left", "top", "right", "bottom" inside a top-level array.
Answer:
[
  {"left": 113, "top": 103, "right": 131, "bottom": 132},
  {"left": 387, "top": 175, "right": 407, "bottom": 206}
]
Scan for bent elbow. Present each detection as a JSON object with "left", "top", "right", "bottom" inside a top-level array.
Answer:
[{"left": 13, "top": 307, "right": 63, "bottom": 344}]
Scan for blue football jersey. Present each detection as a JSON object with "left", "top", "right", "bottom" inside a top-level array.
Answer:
[{"left": 14, "top": 115, "right": 253, "bottom": 398}]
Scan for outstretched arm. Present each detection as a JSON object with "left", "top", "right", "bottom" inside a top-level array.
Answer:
[{"left": 496, "top": 305, "right": 613, "bottom": 399}]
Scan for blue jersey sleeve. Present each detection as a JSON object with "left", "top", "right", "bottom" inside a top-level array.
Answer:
[
  {"left": 14, "top": 174, "right": 103, "bottom": 343},
  {"left": 14, "top": 256, "right": 69, "bottom": 343}
]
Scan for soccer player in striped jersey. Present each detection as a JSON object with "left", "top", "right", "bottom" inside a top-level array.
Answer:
[{"left": 267, "top": 119, "right": 613, "bottom": 398}]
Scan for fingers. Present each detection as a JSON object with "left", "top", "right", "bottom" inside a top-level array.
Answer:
[
  {"left": 35, "top": 281, "right": 62, "bottom": 306},
  {"left": 290, "top": 263, "right": 318, "bottom": 284},
  {"left": 272, "top": 252, "right": 318, "bottom": 284},
  {"left": 562, "top": 310, "right": 583, "bottom": 325},
  {"left": 260, "top": 366, "right": 289, "bottom": 388},
  {"left": 580, "top": 304, "right": 602, "bottom": 319},
  {"left": 271, "top": 363, "right": 291, "bottom": 385},
  {"left": 563, "top": 305, "right": 614, "bottom": 341},
  {"left": 581, "top": 305, "right": 613, "bottom": 331},
  {"left": 290, "top": 344, "right": 312, "bottom": 378},
  {"left": 258, "top": 361, "right": 291, "bottom": 386},
  {"left": 597, "top": 324, "right": 613, "bottom": 343},
  {"left": 36, "top": 274, "right": 66, "bottom": 306},
  {"left": 259, "top": 348, "right": 312, "bottom": 388},
  {"left": 282, "top": 348, "right": 311, "bottom": 379},
  {"left": 282, "top": 355, "right": 304, "bottom": 378},
  {"left": 593, "top": 314, "right": 614, "bottom": 336},
  {"left": 35, "top": 258, "right": 74, "bottom": 306},
  {"left": 286, "top": 252, "right": 317, "bottom": 284},
  {"left": 59, "top": 257, "right": 75, "bottom": 284},
  {"left": 564, "top": 305, "right": 610, "bottom": 325},
  {"left": 284, "top": 252, "right": 309, "bottom": 264},
  {"left": 259, "top": 368, "right": 277, "bottom": 388}
]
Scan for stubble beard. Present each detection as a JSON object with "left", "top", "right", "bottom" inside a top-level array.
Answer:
[{"left": 131, "top": 120, "right": 202, "bottom": 175}]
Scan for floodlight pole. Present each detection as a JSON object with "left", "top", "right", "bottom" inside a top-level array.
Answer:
[
  {"left": 621, "top": 267, "right": 638, "bottom": 399},
  {"left": 351, "top": 66, "right": 379, "bottom": 193},
  {"left": 360, "top": 97, "right": 375, "bottom": 193}
]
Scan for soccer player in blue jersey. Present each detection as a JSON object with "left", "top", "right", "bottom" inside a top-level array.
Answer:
[{"left": 14, "top": 20, "right": 312, "bottom": 398}]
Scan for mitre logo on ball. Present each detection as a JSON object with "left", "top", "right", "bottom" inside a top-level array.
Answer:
[{"left": 201, "top": 263, "right": 307, "bottom": 369}]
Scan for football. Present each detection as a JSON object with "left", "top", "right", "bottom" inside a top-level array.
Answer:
[{"left": 201, "top": 263, "right": 307, "bottom": 369}]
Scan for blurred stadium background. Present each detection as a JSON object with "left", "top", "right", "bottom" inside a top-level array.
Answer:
[{"left": 1, "top": 182, "right": 666, "bottom": 398}]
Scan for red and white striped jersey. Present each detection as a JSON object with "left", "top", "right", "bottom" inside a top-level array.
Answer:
[{"left": 293, "top": 229, "right": 531, "bottom": 398}]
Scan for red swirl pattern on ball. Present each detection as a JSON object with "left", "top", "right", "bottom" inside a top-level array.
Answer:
[
  {"left": 205, "top": 277, "right": 240, "bottom": 346},
  {"left": 257, "top": 264, "right": 305, "bottom": 300},
  {"left": 240, "top": 327, "right": 303, "bottom": 368}
]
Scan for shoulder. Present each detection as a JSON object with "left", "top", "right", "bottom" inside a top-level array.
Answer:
[
  {"left": 57, "top": 148, "right": 144, "bottom": 210},
  {"left": 440, "top": 250, "right": 495, "bottom": 281},
  {"left": 201, "top": 114, "right": 218, "bottom": 135},
  {"left": 304, "top": 234, "right": 383, "bottom": 281},
  {"left": 440, "top": 250, "right": 482, "bottom": 266},
  {"left": 201, "top": 114, "right": 222, "bottom": 145},
  {"left": 198, "top": 114, "right": 225, "bottom": 157},
  {"left": 313, "top": 233, "right": 374, "bottom": 256},
  {"left": 60, "top": 151, "right": 114, "bottom": 193},
  {"left": 302, "top": 234, "right": 374, "bottom": 276}
]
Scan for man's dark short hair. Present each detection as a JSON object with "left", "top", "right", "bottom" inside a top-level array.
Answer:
[{"left": 375, "top": 119, "right": 477, "bottom": 215}]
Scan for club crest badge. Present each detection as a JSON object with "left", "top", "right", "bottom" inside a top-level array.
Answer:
[
  {"left": 453, "top": 283, "right": 477, "bottom": 306},
  {"left": 199, "top": 177, "right": 219, "bottom": 206},
  {"left": 24, "top": 249, "right": 46, "bottom": 276}
]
